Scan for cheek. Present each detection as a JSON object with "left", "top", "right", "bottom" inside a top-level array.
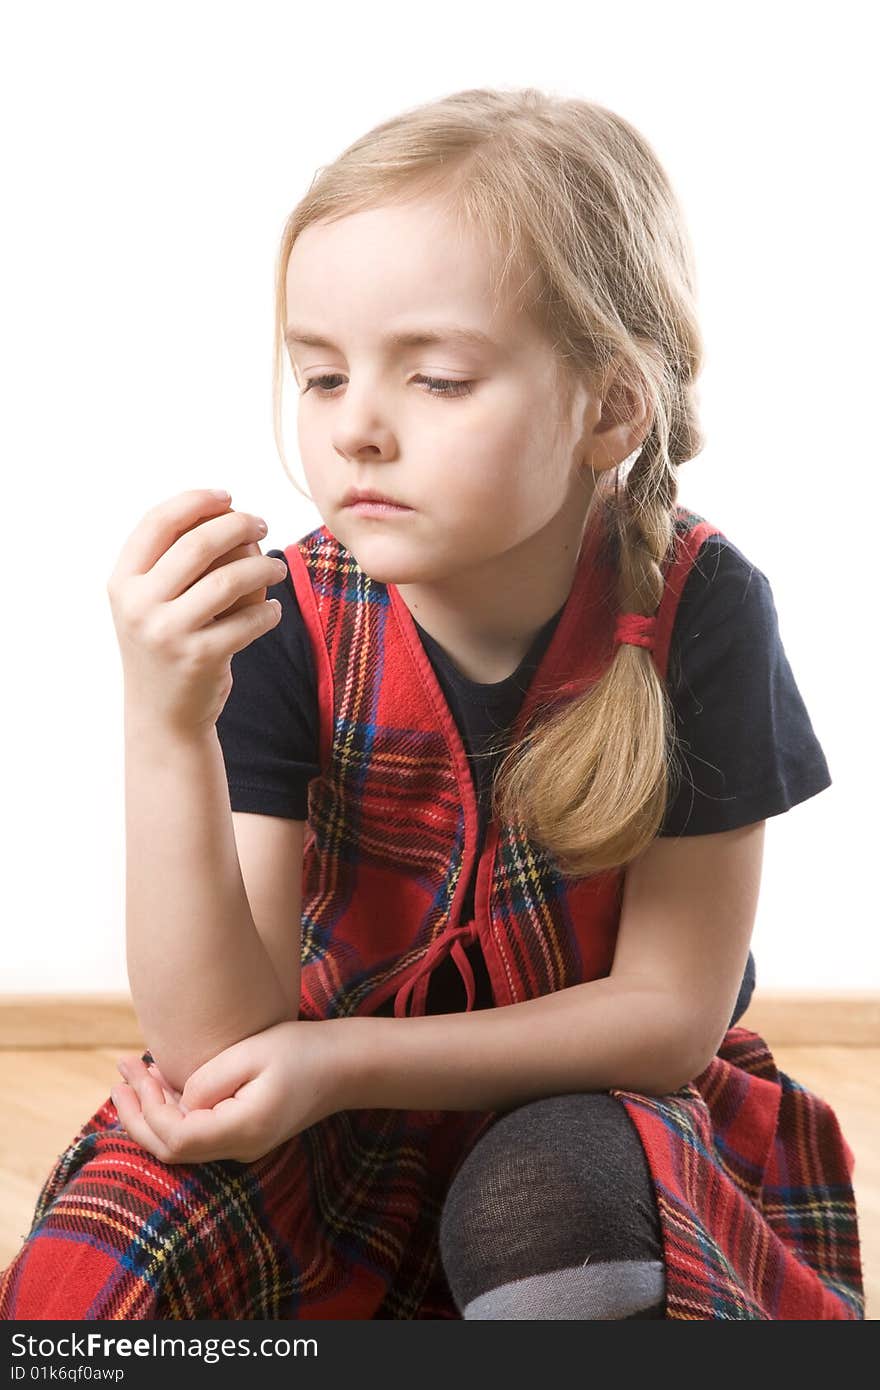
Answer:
[
  {"left": 446, "top": 393, "right": 523, "bottom": 475},
  {"left": 298, "top": 442, "right": 328, "bottom": 502},
  {"left": 451, "top": 397, "right": 554, "bottom": 506},
  {"left": 297, "top": 412, "right": 315, "bottom": 458}
]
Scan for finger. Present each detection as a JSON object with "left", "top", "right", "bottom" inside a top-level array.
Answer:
[
  {"left": 147, "top": 1062, "right": 182, "bottom": 1102},
  {"left": 181, "top": 1043, "right": 254, "bottom": 1112},
  {"left": 117, "top": 1054, "right": 153, "bottom": 1093},
  {"left": 127, "top": 1074, "right": 211, "bottom": 1163},
  {"left": 156, "top": 511, "right": 268, "bottom": 606},
  {"left": 139, "top": 1075, "right": 246, "bottom": 1163},
  {"left": 138, "top": 1071, "right": 187, "bottom": 1135},
  {"left": 209, "top": 540, "right": 273, "bottom": 620},
  {"left": 123, "top": 1054, "right": 250, "bottom": 1161},
  {"left": 154, "top": 1074, "right": 190, "bottom": 1114},
  {"left": 184, "top": 552, "right": 280, "bottom": 630},
  {"left": 111, "top": 1083, "right": 177, "bottom": 1163},
  {"left": 121, "top": 1055, "right": 184, "bottom": 1112},
  {"left": 110, "top": 489, "right": 233, "bottom": 586}
]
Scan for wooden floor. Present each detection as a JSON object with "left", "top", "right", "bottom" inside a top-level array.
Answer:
[{"left": 0, "top": 1044, "right": 876, "bottom": 1319}]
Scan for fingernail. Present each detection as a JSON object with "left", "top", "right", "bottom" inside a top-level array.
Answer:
[{"left": 110, "top": 1090, "right": 120, "bottom": 1107}]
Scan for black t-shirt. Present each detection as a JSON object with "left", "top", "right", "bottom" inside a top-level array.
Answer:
[{"left": 216, "top": 532, "right": 832, "bottom": 1024}]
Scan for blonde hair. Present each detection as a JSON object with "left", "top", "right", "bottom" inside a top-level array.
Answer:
[{"left": 272, "top": 87, "right": 704, "bottom": 877}]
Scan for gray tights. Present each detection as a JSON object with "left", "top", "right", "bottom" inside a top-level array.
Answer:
[{"left": 438, "top": 1091, "right": 665, "bottom": 1320}]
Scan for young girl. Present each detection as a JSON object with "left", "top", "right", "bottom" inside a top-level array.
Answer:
[{"left": 0, "top": 88, "right": 864, "bottom": 1321}]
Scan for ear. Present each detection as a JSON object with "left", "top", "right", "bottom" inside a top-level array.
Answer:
[{"left": 581, "top": 361, "right": 653, "bottom": 473}]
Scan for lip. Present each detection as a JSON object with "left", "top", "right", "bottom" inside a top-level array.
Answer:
[
  {"left": 346, "top": 500, "right": 414, "bottom": 516},
  {"left": 343, "top": 489, "right": 413, "bottom": 511}
]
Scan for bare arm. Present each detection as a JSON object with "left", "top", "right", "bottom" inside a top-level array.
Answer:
[
  {"left": 124, "top": 712, "right": 294, "bottom": 1095},
  {"left": 336, "top": 975, "right": 700, "bottom": 1112}
]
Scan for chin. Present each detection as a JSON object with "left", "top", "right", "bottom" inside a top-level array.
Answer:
[
  {"left": 351, "top": 555, "right": 428, "bottom": 587},
  {"left": 326, "top": 527, "right": 414, "bottom": 584}
]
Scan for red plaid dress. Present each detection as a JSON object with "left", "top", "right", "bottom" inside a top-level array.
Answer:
[{"left": 0, "top": 504, "right": 864, "bottom": 1320}]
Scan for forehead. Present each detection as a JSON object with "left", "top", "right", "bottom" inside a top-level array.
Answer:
[{"left": 284, "top": 200, "right": 530, "bottom": 346}]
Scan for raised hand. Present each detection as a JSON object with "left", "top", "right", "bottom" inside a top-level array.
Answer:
[{"left": 106, "top": 488, "right": 288, "bottom": 736}]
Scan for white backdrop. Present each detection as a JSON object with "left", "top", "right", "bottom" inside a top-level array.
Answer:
[{"left": 2, "top": 0, "right": 876, "bottom": 992}]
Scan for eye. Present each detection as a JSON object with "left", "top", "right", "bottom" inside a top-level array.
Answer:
[{"left": 301, "top": 374, "right": 474, "bottom": 399}]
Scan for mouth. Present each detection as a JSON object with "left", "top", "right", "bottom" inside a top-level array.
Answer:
[
  {"left": 344, "top": 503, "right": 414, "bottom": 519},
  {"left": 344, "top": 497, "right": 413, "bottom": 514}
]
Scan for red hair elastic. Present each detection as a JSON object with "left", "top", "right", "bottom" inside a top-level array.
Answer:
[{"left": 613, "top": 612, "right": 657, "bottom": 651}]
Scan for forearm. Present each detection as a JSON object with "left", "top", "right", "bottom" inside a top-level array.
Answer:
[
  {"left": 336, "top": 975, "right": 704, "bottom": 1113},
  {"left": 124, "top": 710, "right": 292, "bottom": 1093}
]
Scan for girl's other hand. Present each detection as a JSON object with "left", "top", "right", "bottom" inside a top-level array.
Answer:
[{"left": 111, "top": 1019, "right": 346, "bottom": 1166}]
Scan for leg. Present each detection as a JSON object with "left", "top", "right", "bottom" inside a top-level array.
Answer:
[
  {"left": 1, "top": 1064, "right": 447, "bottom": 1321},
  {"left": 438, "top": 1091, "right": 665, "bottom": 1320},
  {"left": 0, "top": 1059, "right": 306, "bottom": 1320},
  {"left": 1, "top": 1111, "right": 279, "bottom": 1318}
]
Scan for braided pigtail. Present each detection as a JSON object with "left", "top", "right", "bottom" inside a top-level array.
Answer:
[{"left": 490, "top": 415, "right": 690, "bottom": 878}]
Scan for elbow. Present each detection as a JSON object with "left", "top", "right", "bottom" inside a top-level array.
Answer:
[
  {"left": 142, "top": 1043, "right": 202, "bottom": 1098},
  {"left": 129, "top": 1014, "right": 212, "bottom": 1094},
  {"left": 154, "top": 1006, "right": 298, "bottom": 1095},
  {"left": 641, "top": 1067, "right": 692, "bottom": 1098},
  {"left": 659, "top": 1040, "right": 717, "bottom": 1096},
  {"left": 640, "top": 997, "right": 727, "bottom": 1096},
  {"left": 641, "top": 1035, "right": 713, "bottom": 1098}
]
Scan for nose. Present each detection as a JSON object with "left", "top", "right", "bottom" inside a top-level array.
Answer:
[
  {"left": 334, "top": 432, "right": 396, "bottom": 468},
  {"left": 330, "top": 380, "right": 398, "bottom": 460}
]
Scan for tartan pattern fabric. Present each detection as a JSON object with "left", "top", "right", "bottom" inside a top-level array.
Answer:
[
  {"left": 610, "top": 1030, "right": 864, "bottom": 1318},
  {"left": 0, "top": 504, "right": 864, "bottom": 1319},
  {"left": 0, "top": 1029, "right": 862, "bottom": 1319},
  {"left": 0, "top": 1080, "right": 500, "bottom": 1320},
  {"left": 292, "top": 500, "right": 686, "bottom": 1032}
]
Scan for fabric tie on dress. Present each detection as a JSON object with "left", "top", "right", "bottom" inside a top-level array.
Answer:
[{"left": 393, "top": 921, "right": 478, "bottom": 1018}]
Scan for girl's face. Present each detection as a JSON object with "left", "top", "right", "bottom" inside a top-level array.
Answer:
[{"left": 284, "top": 196, "right": 595, "bottom": 587}]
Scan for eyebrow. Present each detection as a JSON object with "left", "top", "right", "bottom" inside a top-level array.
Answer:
[{"left": 284, "top": 323, "right": 501, "bottom": 352}]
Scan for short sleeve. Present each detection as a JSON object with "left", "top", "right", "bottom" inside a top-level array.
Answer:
[
  {"left": 214, "top": 549, "right": 321, "bottom": 820},
  {"left": 658, "top": 534, "right": 832, "bottom": 837}
]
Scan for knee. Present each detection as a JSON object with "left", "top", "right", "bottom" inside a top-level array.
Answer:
[
  {"left": 441, "top": 1092, "right": 657, "bottom": 1247},
  {"left": 439, "top": 1092, "right": 662, "bottom": 1295}
]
